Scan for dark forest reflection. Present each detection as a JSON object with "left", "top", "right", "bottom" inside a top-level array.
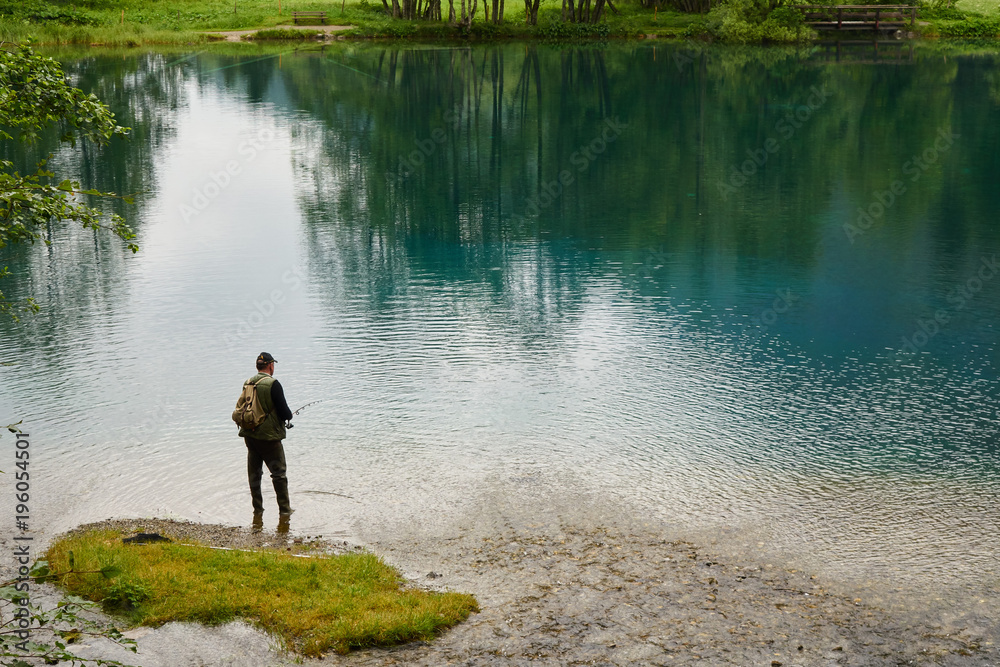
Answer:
[
  {"left": 5, "top": 44, "right": 1000, "bottom": 365},
  {"left": 278, "top": 43, "right": 1000, "bottom": 364}
]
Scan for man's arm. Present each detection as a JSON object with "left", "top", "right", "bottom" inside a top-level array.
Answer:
[{"left": 271, "top": 380, "right": 293, "bottom": 422}]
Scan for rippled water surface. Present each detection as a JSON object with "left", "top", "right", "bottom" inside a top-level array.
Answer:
[{"left": 1, "top": 44, "right": 999, "bottom": 609}]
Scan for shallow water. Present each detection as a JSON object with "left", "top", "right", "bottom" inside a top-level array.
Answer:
[{"left": 1, "top": 43, "right": 998, "bottom": 617}]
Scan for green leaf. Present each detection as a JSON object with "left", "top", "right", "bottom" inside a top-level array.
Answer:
[
  {"left": 29, "top": 560, "right": 51, "bottom": 581},
  {"left": 1, "top": 44, "right": 139, "bottom": 322},
  {"left": 0, "top": 584, "right": 27, "bottom": 602},
  {"left": 56, "top": 629, "right": 82, "bottom": 644}
]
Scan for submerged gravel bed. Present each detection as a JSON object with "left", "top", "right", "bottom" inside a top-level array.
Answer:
[{"left": 345, "top": 521, "right": 995, "bottom": 667}]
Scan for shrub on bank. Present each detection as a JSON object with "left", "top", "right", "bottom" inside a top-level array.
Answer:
[
  {"left": 937, "top": 15, "right": 1000, "bottom": 37},
  {"left": 691, "top": 0, "right": 810, "bottom": 43}
]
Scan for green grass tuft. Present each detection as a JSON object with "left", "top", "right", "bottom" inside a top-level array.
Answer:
[
  {"left": 0, "top": 17, "right": 211, "bottom": 45},
  {"left": 46, "top": 530, "right": 479, "bottom": 656}
]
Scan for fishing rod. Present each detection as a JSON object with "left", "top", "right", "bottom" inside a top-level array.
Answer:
[{"left": 285, "top": 399, "right": 331, "bottom": 428}]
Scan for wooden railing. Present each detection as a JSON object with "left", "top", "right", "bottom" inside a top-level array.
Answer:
[{"left": 795, "top": 4, "right": 916, "bottom": 30}]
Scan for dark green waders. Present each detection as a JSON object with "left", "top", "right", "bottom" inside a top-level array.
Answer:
[{"left": 244, "top": 436, "right": 292, "bottom": 514}]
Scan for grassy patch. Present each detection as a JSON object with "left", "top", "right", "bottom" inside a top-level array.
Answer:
[
  {"left": 0, "top": 18, "right": 210, "bottom": 45},
  {"left": 956, "top": 0, "right": 1000, "bottom": 16},
  {"left": 46, "top": 530, "right": 479, "bottom": 656}
]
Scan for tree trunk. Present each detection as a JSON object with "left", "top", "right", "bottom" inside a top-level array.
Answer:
[
  {"left": 527, "top": 0, "right": 539, "bottom": 24},
  {"left": 591, "top": 0, "right": 604, "bottom": 22}
]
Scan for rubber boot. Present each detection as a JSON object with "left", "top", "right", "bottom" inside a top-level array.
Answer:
[
  {"left": 249, "top": 481, "right": 265, "bottom": 515},
  {"left": 273, "top": 477, "right": 293, "bottom": 515}
]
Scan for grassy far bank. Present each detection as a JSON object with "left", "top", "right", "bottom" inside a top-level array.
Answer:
[
  {"left": 0, "top": 0, "right": 998, "bottom": 47},
  {"left": 45, "top": 529, "right": 479, "bottom": 656},
  {"left": 0, "top": 0, "right": 705, "bottom": 44}
]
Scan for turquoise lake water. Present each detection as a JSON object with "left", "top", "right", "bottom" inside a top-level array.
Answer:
[{"left": 1, "top": 44, "right": 998, "bottom": 613}]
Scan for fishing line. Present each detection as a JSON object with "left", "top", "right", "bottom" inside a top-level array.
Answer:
[{"left": 204, "top": 50, "right": 299, "bottom": 73}]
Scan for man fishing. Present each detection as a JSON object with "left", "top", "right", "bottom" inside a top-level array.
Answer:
[{"left": 237, "top": 352, "right": 294, "bottom": 516}]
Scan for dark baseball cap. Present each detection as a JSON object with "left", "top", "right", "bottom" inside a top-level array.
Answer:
[{"left": 256, "top": 352, "right": 277, "bottom": 365}]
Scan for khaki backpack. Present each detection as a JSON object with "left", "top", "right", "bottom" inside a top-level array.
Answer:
[{"left": 232, "top": 377, "right": 271, "bottom": 431}]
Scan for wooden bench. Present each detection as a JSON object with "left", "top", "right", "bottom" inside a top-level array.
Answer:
[
  {"left": 291, "top": 10, "right": 328, "bottom": 24},
  {"left": 795, "top": 5, "right": 916, "bottom": 31}
]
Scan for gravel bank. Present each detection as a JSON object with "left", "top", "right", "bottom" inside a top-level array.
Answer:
[{"left": 13, "top": 512, "right": 994, "bottom": 667}]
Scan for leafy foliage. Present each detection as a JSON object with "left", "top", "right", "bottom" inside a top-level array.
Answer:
[
  {"left": 938, "top": 14, "right": 1000, "bottom": 36},
  {"left": 709, "top": 0, "right": 810, "bottom": 42},
  {"left": 0, "top": 42, "right": 136, "bottom": 320},
  {"left": 538, "top": 17, "right": 612, "bottom": 38},
  {"left": 0, "top": 560, "right": 138, "bottom": 667}
]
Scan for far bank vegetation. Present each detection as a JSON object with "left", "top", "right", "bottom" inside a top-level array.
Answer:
[{"left": 0, "top": 0, "right": 997, "bottom": 44}]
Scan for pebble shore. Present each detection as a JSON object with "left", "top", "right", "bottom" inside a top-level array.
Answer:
[{"left": 32, "top": 516, "right": 997, "bottom": 666}]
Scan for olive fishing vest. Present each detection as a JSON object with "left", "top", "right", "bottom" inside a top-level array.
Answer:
[{"left": 238, "top": 372, "right": 287, "bottom": 441}]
